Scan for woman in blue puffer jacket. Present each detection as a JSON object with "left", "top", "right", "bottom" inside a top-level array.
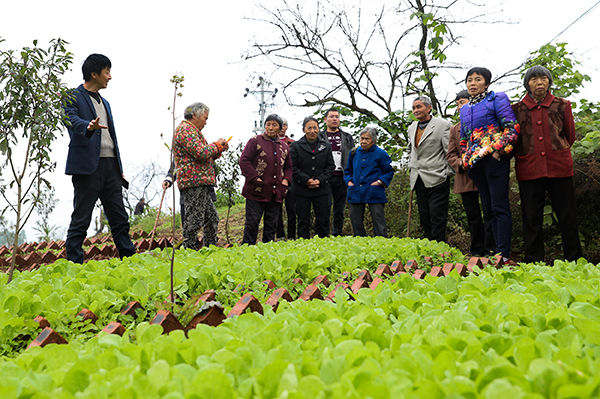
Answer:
[
  {"left": 459, "top": 67, "right": 520, "bottom": 265},
  {"left": 344, "top": 127, "right": 394, "bottom": 237}
]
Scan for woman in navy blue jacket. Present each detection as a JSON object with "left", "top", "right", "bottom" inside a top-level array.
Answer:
[
  {"left": 344, "top": 127, "right": 394, "bottom": 237},
  {"left": 459, "top": 67, "right": 520, "bottom": 265}
]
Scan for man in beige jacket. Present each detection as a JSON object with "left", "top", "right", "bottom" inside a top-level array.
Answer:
[
  {"left": 446, "top": 91, "right": 495, "bottom": 255},
  {"left": 408, "top": 95, "right": 454, "bottom": 242}
]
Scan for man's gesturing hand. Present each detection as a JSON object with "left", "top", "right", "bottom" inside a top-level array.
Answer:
[{"left": 88, "top": 117, "right": 108, "bottom": 131}]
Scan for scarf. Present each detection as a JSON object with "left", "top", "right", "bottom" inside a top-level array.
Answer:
[{"left": 469, "top": 91, "right": 488, "bottom": 105}]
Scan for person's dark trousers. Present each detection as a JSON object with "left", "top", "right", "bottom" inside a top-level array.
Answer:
[
  {"left": 66, "top": 158, "right": 135, "bottom": 264},
  {"left": 349, "top": 203, "right": 387, "bottom": 237},
  {"left": 242, "top": 198, "right": 281, "bottom": 245},
  {"left": 468, "top": 156, "right": 512, "bottom": 259},
  {"left": 328, "top": 175, "right": 347, "bottom": 236},
  {"left": 519, "top": 176, "right": 582, "bottom": 263},
  {"left": 461, "top": 191, "right": 495, "bottom": 255},
  {"left": 276, "top": 191, "right": 297, "bottom": 239},
  {"left": 295, "top": 194, "right": 330, "bottom": 239},
  {"left": 414, "top": 176, "right": 450, "bottom": 242}
]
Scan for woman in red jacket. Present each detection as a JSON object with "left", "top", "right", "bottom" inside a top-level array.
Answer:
[{"left": 512, "top": 65, "right": 582, "bottom": 263}]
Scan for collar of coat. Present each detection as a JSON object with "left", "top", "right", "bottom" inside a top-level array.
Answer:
[
  {"left": 522, "top": 91, "right": 555, "bottom": 109},
  {"left": 357, "top": 144, "right": 378, "bottom": 153},
  {"left": 412, "top": 116, "right": 440, "bottom": 132},
  {"left": 260, "top": 132, "right": 282, "bottom": 143},
  {"left": 298, "top": 135, "right": 328, "bottom": 151}
]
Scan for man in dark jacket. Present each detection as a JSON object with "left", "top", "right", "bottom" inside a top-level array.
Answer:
[
  {"left": 318, "top": 108, "right": 355, "bottom": 236},
  {"left": 134, "top": 198, "right": 146, "bottom": 215},
  {"left": 63, "top": 54, "right": 135, "bottom": 263}
]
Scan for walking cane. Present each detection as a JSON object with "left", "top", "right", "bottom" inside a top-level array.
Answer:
[
  {"left": 150, "top": 187, "right": 167, "bottom": 242},
  {"left": 406, "top": 190, "right": 413, "bottom": 238}
]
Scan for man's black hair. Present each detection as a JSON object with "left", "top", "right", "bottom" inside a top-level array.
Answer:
[
  {"left": 82, "top": 54, "right": 111, "bottom": 82},
  {"left": 324, "top": 108, "right": 340, "bottom": 118},
  {"left": 455, "top": 90, "right": 470, "bottom": 101}
]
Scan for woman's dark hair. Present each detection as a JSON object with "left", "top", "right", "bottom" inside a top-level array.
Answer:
[
  {"left": 465, "top": 67, "right": 492, "bottom": 85},
  {"left": 265, "top": 114, "right": 283, "bottom": 129},
  {"left": 523, "top": 65, "right": 553, "bottom": 93},
  {"left": 82, "top": 54, "right": 111, "bottom": 82},
  {"left": 302, "top": 117, "right": 319, "bottom": 131}
]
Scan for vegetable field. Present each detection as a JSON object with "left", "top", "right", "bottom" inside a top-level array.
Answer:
[{"left": 1, "top": 236, "right": 599, "bottom": 398}]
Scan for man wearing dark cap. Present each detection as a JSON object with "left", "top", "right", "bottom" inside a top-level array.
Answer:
[
  {"left": 446, "top": 90, "right": 495, "bottom": 255},
  {"left": 239, "top": 114, "right": 293, "bottom": 244},
  {"left": 63, "top": 53, "right": 136, "bottom": 263}
]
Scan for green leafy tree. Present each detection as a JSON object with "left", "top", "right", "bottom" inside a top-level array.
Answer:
[
  {"left": 518, "top": 42, "right": 592, "bottom": 101},
  {"left": 0, "top": 38, "right": 73, "bottom": 283},
  {"left": 312, "top": 105, "right": 415, "bottom": 165},
  {"left": 516, "top": 42, "right": 599, "bottom": 160},
  {"left": 571, "top": 100, "right": 600, "bottom": 159}
]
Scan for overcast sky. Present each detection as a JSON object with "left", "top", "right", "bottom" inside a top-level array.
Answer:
[{"left": 1, "top": 0, "right": 598, "bottom": 242}]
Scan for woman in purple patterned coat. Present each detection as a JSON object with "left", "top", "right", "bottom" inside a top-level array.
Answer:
[
  {"left": 459, "top": 67, "right": 520, "bottom": 265},
  {"left": 240, "top": 114, "right": 293, "bottom": 245},
  {"left": 173, "top": 102, "right": 228, "bottom": 250}
]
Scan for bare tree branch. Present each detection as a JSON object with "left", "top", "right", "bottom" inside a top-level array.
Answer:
[{"left": 246, "top": 0, "right": 508, "bottom": 119}]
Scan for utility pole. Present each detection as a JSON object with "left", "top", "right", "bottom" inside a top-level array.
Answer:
[{"left": 244, "top": 76, "right": 278, "bottom": 135}]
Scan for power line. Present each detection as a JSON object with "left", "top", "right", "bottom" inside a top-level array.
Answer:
[{"left": 550, "top": 0, "right": 600, "bottom": 43}]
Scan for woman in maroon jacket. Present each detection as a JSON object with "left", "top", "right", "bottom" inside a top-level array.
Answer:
[
  {"left": 512, "top": 65, "right": 582, "bottom": 263},
  {"left": 239, "top": 114, "right": 293, "bottom": 245}
]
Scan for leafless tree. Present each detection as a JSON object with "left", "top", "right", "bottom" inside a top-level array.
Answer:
[
  {"left": 122, "top": 159, "right": 165, "bottom": 215},
  {"left": 245, "top": 0, "right": 506, "bottom": 117}
]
